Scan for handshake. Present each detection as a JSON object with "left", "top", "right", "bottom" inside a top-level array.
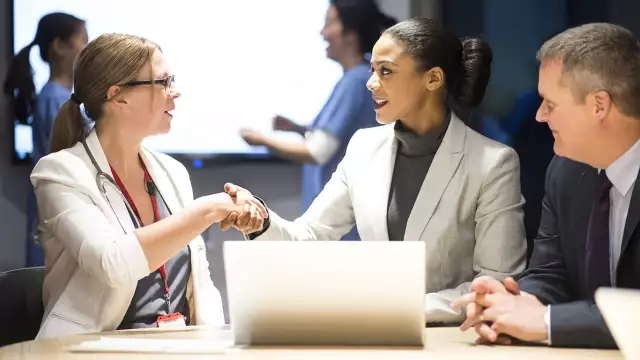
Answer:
[{"left": 212, "top": 182, "right": 269, "bottom": 235}]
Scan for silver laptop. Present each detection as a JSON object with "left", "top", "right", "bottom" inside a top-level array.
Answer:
[
  {"left": 595, "top": 287, "right": 640, "bottom": 359},
  {"left": 224, "top": 240, "right": 426, "bottom": 347}
]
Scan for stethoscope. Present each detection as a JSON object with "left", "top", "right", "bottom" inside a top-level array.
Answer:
[{"left": 80, "top": 139, "right": 178, "bottom": 234}]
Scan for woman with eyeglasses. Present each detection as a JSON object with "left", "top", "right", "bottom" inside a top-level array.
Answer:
[
  {"left": 30, "top": 33, "right": 266, "bottom": 338},
  {"left": 3, "top": 13, "right": 88, "bottom": 267}
]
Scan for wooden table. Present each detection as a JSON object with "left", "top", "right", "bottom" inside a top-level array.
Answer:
[{"left": 0, "top": 327, "right": 622, "bottom": 359}]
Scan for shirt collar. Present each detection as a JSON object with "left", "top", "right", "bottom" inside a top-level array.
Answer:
[{"left": 606, "top": 139, "right": 640, "bottom": 197}]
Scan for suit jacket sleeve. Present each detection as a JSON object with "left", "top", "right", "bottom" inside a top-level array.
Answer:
[
  {"left": 425, "top": 147, "right": 527, "bottom": 324},
  {"left": 251, "top": 132, "right": 363, "bottom": 240},
  {"left": 517, "top": 156, "right": 572, "bottom": 304},
  {"left": 517, "top": 156, "right": 616, "bottom": 348},
  {"left": 549, "top": 301, "right": 616, "bottom": 348},
  {"left": 30, "top": 154, "right": 150, "bottom": 288}
]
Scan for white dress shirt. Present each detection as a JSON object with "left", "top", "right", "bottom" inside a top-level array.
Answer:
[
  {"left": 606, "top": 140, "right": 640, "bottom": 284},
  {"left": 545, "top": 139, "right": 640, "bottom": 343}
]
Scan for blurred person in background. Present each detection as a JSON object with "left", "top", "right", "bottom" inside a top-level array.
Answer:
[
  {"left": 240, "top": 0, "right": 396, "bottom": 240},
  {"left": 3, "top": 12, "right": 88, "bottom": 267}
]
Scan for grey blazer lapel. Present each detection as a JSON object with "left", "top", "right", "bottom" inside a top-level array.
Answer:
[
  {"left": 404, "top": 114, "right": 466, "bottom": 240},
  {"left": 367, "top": 128, "right": 397, "bottom": 240}
]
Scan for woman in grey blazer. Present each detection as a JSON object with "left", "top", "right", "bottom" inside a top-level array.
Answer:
[{"left": 225, "top": 18, "right": 527, "bottom": 325}]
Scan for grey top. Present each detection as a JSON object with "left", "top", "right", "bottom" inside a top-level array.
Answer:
[
  {"left": 387, "top": 114, "right": 450, "bottom": 240},
  {"left": 118, "top": 189, "right": 191, "bottom": 329}
]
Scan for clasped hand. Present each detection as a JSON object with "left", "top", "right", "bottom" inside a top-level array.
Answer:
[
  {"left": 451, "top": 276, "right": 548, "bottom": 345},
  {"left": 218, "top": 182, "right": 268, "bottom": 234}
]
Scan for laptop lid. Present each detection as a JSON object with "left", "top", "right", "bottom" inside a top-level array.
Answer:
[
  {"left": 595, "top": 287, "right": 640, "bottom": 359},
  {"left": 224, "top": 240, "right": 426, "bottom": 347}
]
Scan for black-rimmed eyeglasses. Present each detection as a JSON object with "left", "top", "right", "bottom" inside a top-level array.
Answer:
[{"left": 123, "top": 75, "right": 175, "bottom": 95}]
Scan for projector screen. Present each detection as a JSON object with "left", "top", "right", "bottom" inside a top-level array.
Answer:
[{"left": 13, "top": 0, "right": 343, "bottom": 159}]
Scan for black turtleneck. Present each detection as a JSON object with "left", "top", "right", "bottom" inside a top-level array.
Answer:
[{"left": 387, "top": 114, "right": 450, "bottom": 240}]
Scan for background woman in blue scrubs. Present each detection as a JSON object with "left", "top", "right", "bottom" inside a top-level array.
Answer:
[
  {"left": 240, "top": 0, "right": 396, "bottom": 240},
  {"left": 3, "top": 12, "right": 88, "bottom": 266}
]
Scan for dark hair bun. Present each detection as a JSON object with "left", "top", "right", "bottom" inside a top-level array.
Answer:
[{"left": 453, "top": 38, "right": 493, "bottom": 108}]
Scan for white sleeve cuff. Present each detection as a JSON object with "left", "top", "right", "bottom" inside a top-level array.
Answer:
[
  {"left": 544, "top": 305, "right": 552, "bottom": 345},
  {"left": 306, "top": 130, "right": 340, "bottom": 165}
]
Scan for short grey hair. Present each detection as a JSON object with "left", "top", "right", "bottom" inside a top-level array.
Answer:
[{"left": 537, "top": 23, "right": 640, "bottom": 118}]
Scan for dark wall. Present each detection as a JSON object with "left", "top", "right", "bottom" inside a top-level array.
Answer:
[
  {"left": 443, "top": 0, "right": 640, "bottom": 118},
  {"left": 567, "top": 0, "right": 610, "bottom": 26},
  {"left": 444, "top": 0, "right": 567, "bottom": 117}
]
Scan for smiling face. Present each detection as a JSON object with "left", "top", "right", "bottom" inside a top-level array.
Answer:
[
  {"left": 536, "top": 60, "right": 603, "bottom": 164},
  {"left": 320, "top": 5, "right": 355, "bottom": 62},
  {"left": 320, "top": 5, "right": 343, "bottom": 61},
  {"left": 366, "top": 34, "right": 443, "bottom": 124},
  {"left": 106, "top": 50, "right": 181, "bottom": 137},
  {"left": 532, "top": 23, "right": 640, "bottom": 168}
]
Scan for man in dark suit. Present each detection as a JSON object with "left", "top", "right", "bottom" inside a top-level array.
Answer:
[{"left": 452, "top": 22, "right": 640, "bottom": 349}]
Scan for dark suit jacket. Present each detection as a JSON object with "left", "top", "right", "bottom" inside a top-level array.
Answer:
[{"left": 517, "top": 155, "right": 640, "bottom": 349}]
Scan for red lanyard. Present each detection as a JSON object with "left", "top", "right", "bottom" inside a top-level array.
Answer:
[{"left": 109, "top": 161, "right": 172, "bottom": 311}]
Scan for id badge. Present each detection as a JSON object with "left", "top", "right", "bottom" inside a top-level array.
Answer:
[{"left": 156, "top": 313, "right": 186, "bottom": 328}]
